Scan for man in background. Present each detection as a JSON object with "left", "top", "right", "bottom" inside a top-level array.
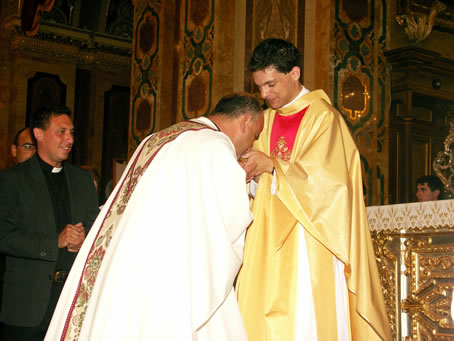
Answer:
[
  {"left": 0, "top": 128, "right": 36, "bottom": 340},
  {"left": 0, "top": 105, "right": 99, "bottom": 340},
  {"left": 45, "top": 93, "right": 263, "bottom": 341},
  {"left": 10, "top": 127, "right": 35, "bottom": 164},
  {"left": 416, "top": 175, "right": 444, "bottom": 202},
  {"left": 236, "top": 38, "right": 391, "bottom": 340}
]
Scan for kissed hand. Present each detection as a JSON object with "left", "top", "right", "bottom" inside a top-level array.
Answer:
[{"left": 239, "top": 150, "right": 274, "bottom": 182}]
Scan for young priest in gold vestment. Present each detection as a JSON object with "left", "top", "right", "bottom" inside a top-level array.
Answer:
[{"left": 236, "top": 38, "right": 392, "bottom": 340}]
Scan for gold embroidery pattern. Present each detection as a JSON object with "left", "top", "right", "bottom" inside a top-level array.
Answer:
[
  {"left": 271, "top": 136, "right": 291, "bottom": 161},
  {"left": 61, "top": 121, "right": 213, "bottom": 340}
]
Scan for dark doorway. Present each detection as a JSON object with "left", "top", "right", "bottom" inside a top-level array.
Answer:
[
  {"left": 26, "top": 72, "right": 67, "bottom": 125},
  {"left": 101, "top": 86, "right": 130, "bottom": 204}
]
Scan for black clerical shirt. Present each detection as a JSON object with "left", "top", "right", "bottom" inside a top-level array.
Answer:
[{"left": 37, "top": 156, "right": 75, "bottom": 271}]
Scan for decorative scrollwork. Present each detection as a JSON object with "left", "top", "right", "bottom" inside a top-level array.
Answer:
[
  {"left": 402, "top": 294, "right": 423, "bottom": 313},
  {"left": 404, "top": 238, "right": 429, "bottom": 276},
  {"left": 396, "top": 0, "right": 447, "bottom": 46},
  {"left": 371, "top": 231, "right": 397, "bottom": 338},
  {"left": 434, "top": 122, "right": 454, "bottom": 196}
]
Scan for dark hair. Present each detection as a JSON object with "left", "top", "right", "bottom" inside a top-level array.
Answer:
[
  {"left": 207, "top": 92, "right": 262, "bottom": 119},
  {"left": 248, "top": 38, "right": 303, "bottom": 75},
  {"left": 416, "top": 175, "right": 444, "bottom": 192},
  {"left": 30, "top": 105, "right": 72, "bottom": 143},
  {"left": 13, "top": 127, "right": 31, "bottom": 145}
]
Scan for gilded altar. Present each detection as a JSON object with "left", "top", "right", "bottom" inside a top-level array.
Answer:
[{"left": 368, "top": 200, "right": 454, "bottom": 340}]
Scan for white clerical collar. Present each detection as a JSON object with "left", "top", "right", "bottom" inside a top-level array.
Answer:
[
  {"left": 52, "top": 167, "right": 63, "bottom": 173},
  {"left": 283, "top": 85, "right": 310, "bottom": 108},
  {"left": 194, "top": 116, "right": 219, "bottom": 130}
]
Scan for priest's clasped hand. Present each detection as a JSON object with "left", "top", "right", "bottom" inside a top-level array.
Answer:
[
  {"left": 239, "top": 150, "right": 274, "bottom": 183},
  {"left": 58, "top": 222, "right": 86, "bottom": 252}
]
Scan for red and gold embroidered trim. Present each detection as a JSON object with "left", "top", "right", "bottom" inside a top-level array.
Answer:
[{"left": 60, "top": 120, "right": 214, "bottom": 340}]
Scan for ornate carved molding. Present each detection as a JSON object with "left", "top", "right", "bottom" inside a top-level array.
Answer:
[
  {"left": 404, "top": 242, "right": 454, "bottom": 339},
  {"left": 368, "top": 200, "right": 454, "bottom": 339},
  {"left": 396, "top": 0, "right": 447, "bottom": 46},
  {"left": 4, "top": 18, "right": 131, "bottom": 69},
  {"left": 397, "top": 0, "right": 454, "bottom": 33},
  {"left": 434, "top": 122, "right": 454, "bottom": 196},
  {"left": 371, "top": 230, "right": 399, "bottom": 339}
]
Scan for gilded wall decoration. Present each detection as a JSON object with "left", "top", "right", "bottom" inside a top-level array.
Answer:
[
  {"left": 434, "top": 122, "right": 454, "bottom": 196},
  {"left": 396, "top": 0, "right": 447, "bottom": 46},
  {"left": 245, "top": 0, "right": 303, "bottom": 94},
  {"left": 129, "top": 1, "right": 161, "bottom": 152},
  {"left": 371, "top": 230, "right": 399, "bottom": 339},
  {"left": 333, "top": 0, "right": 389, "bottom": 205},
  {"left": 254, "top": 0, "right": 297, "bottom": 41},
  {"left": 397, "top": 0, "right": 454, "bottom": 33},
  {"left": 368, "top": 200, "right": 454, "bottom": 340},
  {"left": 128, "top": 0, "right": 237, "bottom": 153},
  {"left": 341, "top": 74, "right": 368, "bottom": 120},
  {"left": 403, "top": 242, "right": 454, "bottom": 339},
  {"left": 178, "top": 0, "right": 214, "bottom": 120}
]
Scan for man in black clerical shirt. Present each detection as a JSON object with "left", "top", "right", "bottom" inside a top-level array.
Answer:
[{"left": 0, "top": 105, "right": 99, "bottom": 341}]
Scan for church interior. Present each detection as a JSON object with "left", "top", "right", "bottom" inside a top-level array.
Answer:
[{"left": 1, "top": 0, "right": 454, "bottom": 339}]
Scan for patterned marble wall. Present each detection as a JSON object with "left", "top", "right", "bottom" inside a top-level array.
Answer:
[
  {"left": 128, "top": 0, "right": 162, "bottom": 156},
  {"left": 176, "top": 0, "right": 215, "bottom": 120},
  {"left": 332, "top": 0, "right": 389, "bottom": 205},
  {"left": 128, "top": 0, "right": 239, "bottom": 154},
  {"left": 126, "top": 0, "right": 306, "bottom": 157}
]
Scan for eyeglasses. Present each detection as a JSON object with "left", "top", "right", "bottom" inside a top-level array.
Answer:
[{"left": 16, "top": 143, "right": 36, "bottom": 151}]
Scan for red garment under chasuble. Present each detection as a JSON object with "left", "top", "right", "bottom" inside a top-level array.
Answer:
[{"left": 270, "top": 106, "right": 309, "bottom": 161}]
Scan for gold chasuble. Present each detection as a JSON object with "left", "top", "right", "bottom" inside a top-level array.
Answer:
[{"left": 236, "top": 90, "right": 391, "bottom": 340}]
